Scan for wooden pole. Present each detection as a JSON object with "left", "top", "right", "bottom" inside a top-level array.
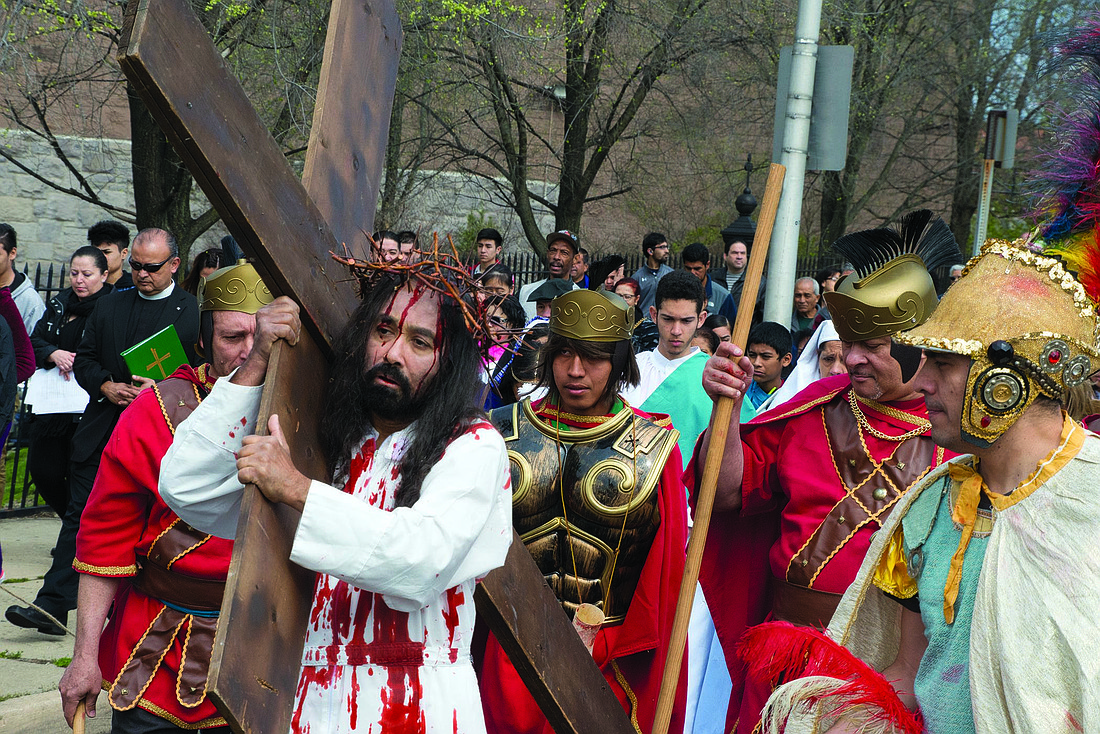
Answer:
[
  {"left": 650, "top": 162, "right": 786, "bottom": 734},
  {"left": 74, "top": 701, "right": 85, "bottom": 734}
]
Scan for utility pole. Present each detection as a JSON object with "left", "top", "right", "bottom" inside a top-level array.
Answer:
[{"left": 763, "top": 0, "right": 823, "bottom": 325}]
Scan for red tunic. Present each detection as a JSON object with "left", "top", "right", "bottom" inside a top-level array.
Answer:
[
  {"left": 480, "top": 402, "right": 689, "bottom": 734},
  {"left": 688, "top": 374, "right": 953, "bottom": 733},
  {"left": 74, "top": 364, "right": 230, "bottom": 729}
]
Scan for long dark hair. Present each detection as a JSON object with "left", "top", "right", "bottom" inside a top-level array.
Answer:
[{"left": 320, "top": 274, "right": 486, "bottom": 507}]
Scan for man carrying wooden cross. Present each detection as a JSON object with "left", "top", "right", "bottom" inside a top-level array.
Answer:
[
  {"left": 689, "top": 210, "right": 960, "bottom": 733},
  {"left": 159, "top": 264, "right": 513, "bottom": 733},
  {"left": 483, "top": 288, "right": 689, "bottom": 734}
]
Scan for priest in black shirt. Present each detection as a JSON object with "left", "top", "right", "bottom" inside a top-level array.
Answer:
[{"left": 6, "top": 227, "right": 199, "bottom": 635}]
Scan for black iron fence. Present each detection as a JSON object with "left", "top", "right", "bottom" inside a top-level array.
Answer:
[{"left": 2, "top": 263, "right": 69, "bottom": 516}]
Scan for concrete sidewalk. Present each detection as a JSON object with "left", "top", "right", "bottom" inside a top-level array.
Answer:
[{"left": 0, "top": 514, "right": 108, "bottom": 733}]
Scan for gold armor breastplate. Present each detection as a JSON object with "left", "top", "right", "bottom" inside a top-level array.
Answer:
[{"left": 490, "top": 400, "right": 679, "bottom": 624}]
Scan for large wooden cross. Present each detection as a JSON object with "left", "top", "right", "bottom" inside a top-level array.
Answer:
[{"left": 118, "top": 0, "right": 636, "bottom": 732}]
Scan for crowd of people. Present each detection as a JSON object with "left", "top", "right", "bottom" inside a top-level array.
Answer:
[{"left": 0, "top": 148, "right": 1099, "bottom": 734}]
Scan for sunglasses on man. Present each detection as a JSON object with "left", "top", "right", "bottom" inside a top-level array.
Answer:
[{"left": 129, "top": 256, "right": 175, "bottom": 273}]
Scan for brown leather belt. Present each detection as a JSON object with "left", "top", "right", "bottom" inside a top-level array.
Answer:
[
  {"left": 771, "top": 580, "right": 842, "bottom": 629},
  {"left": 133, "top": 556, "right": 225, "bottom": 612},
  {"left": 110, "top": 521, "right": 226, "bottom": 712}
]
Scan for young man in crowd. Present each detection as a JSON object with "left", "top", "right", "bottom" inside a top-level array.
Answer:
[
  {"left": 472, "top": 227, "right": 503, "bottom": 275},
  {"left": 690, "top": 211, "right": 959, "bottom": 733},
  {"left": 622, "top": 270, "right": 709, "bottom": 468},
  {"left": 0, "top": 223, "right": 46, "bottom": 334},
  {"left": 632, "top": 232, "right": 673, "bottom": 313},
  {"left": 711, "top": 238, "right": 765, "bottom": 319},
  {"left": 88, "top": 220, "right": 133, "bottom": 290},
  {"left": 743, "top": 321, "right": 792, "bottom": 421},
  {"left": 483, "top": 288, "right": 688, "bottom": 734},
  {"left": 682, "top": 241, "right": 736, "bottom": 321}
]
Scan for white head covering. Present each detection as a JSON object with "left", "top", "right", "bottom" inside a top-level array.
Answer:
[{"left": 757, "top": 320, "right": 842, "bottom": 413}]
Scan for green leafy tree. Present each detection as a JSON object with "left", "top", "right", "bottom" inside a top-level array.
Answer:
[{"left": 0, "top": 0, "right": 331, "bottom": 259}]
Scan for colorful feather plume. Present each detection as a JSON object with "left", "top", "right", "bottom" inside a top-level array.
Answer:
[
  {"left": 737, "top": 621, "right": 922, "bottom": 734},
  {"left": 1032, "top": 20, "right": 1100, "bottom": 307},
  {"left": 829, "top": 209, "right": 961, "bottom": 278}
]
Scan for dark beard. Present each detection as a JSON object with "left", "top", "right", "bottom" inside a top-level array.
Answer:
[{"left": 360, "top": 362, "right": 428, "bottom": 425}]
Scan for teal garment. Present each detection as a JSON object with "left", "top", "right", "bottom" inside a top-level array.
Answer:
[
  {"left": 640, "top": 350, "right": 710, "bottom": 472},
  {"left": 901, "top": 469, "right": 989, "bottom": 734}
]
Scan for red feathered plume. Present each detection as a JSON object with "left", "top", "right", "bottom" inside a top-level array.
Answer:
[{"left": 737, "top": 621, "right": 922, "bottom": 734}]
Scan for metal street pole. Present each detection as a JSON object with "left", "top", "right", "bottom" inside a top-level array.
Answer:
[{"left": 763, "top": 0, "right": 823, "bottom": 324}]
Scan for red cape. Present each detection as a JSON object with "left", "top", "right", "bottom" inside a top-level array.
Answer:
[
  {"left": 75, "top": 364, "right": 231, "bottom": 728},
  {"left": 480, "top": 403, "right": 689, "bottom": 734},
  {"left": 686, "top": 375, "right": 948, "bottom": 733}
]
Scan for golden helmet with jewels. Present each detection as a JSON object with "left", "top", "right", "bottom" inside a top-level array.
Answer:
[
  {"left": 897, "top": 240, "right": 1100, "bottom": 447},
  {"left": 895, "top": 23, "right": 1100, "bottom": 447}
]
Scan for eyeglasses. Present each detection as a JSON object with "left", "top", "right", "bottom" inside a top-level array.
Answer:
[{"left": 129, "top": 256, "right": 174, "bottom": 273}]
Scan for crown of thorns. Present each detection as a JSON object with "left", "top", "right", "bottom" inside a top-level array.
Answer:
[{"left": 331, "top": 232, "right": 522, "bottom": 359}]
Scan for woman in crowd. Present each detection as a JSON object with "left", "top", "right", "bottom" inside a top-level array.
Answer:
[
  {"left": 27, "top": 246, "right": 113, "bottom": 518},
  {"left": 613, "top": 277, "right": 645, "bottom": 329},
  {"left": 757, "top": 319, "right": 846, "bottom": 413},
  {"left": 483, "top": 294, "right": 528, "bottom": 409},
  {"left": 703, "top": 314, "right": 731, "bottom": 343},
  {"left": 181, "top": 248, "right": 227, "bottom": 295},
  {"left": 481, "top": 263, "right": 514, "bottom": 298}
]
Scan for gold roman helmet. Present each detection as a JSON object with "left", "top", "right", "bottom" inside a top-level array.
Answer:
[
  {"left": 550, "top": 290, "right": 633, "bottom": 342},
  {"left": 823, "top": 210, "right": 961, "bottom": 342},
  {"left": 897, "top": 240, "right": 1100, "bottom": 447},
  {"left": 198, "top": 260, "right": 274, "bottom": 315}
]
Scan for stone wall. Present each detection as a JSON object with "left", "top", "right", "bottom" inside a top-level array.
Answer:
[{"left": 0, "top": 129, "right": 554, "bottom": 278}]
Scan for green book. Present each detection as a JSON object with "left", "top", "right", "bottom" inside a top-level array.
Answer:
[{"left": 121, "top": 325, "right": 188, "bottom": 381}]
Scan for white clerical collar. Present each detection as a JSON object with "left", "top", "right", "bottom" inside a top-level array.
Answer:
[{"left": 138, "top": 281, "right": 175, "bottom": 301}]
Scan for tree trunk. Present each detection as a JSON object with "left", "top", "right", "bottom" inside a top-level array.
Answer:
[{"left": 128, "top": 84, "right": 220, "bottom": 262}]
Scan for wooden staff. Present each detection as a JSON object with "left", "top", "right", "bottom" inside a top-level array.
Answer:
[
  {"left": 651, "top": 162, "right": 786, "bottom": 734},
  {"left": 74, "top": 701, "right": 86, "bottom": 734}
]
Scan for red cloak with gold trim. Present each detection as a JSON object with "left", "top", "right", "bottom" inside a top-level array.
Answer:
[
  {"left": 74, "top": 364, "right": 230, "bottom": 729},
  {"left": 686, "top": 374, "right": 953, "bottom": 733}
]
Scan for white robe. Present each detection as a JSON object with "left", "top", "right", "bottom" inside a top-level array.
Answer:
[
  {"left": 763, "top": 422, "right": 1100, "bottom": 733},
  {"left": 159, "top": 378, "right": 513, "bottom": 733}
]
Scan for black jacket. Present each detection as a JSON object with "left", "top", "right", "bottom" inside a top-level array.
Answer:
[
  {"left": 30, "top": 285, "right": 113, "bottom": 368},
  {"left": 71, "top": 286, "right": 199, "bottom": 464}
]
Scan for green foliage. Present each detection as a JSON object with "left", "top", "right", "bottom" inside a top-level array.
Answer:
[
  {"left": 52, "top": 656, "right": 72, "bottom": 667},
  {"left": 0, "top": 650, "right": 23, "bottom": 660},
  {"left": 408, "top": 0, "right": 527, "bottom": 32},
  {"left": 454, "top": 209, "right": 499, "bottom": 255}
]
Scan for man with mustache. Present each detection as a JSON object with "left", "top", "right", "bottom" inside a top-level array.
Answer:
[
  {"left": 688, "top": 211, "right": 960, "bottom": 733},
  {"left": 158, "top": 271, "right": 513, "bottom": 733},
  {"left": 481, "top": 288, "right": 689, "bottom": 734}
]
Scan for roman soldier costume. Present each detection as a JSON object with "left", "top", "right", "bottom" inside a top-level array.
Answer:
[
  {"left": 694, "top": 211, "right": 961, "bottom": 733},
  {"left": 73, "top": 262, "right": 271, "bottom": 728},
  {"left": 481, "top": 289, "right": 690, "bottom": 734}
]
